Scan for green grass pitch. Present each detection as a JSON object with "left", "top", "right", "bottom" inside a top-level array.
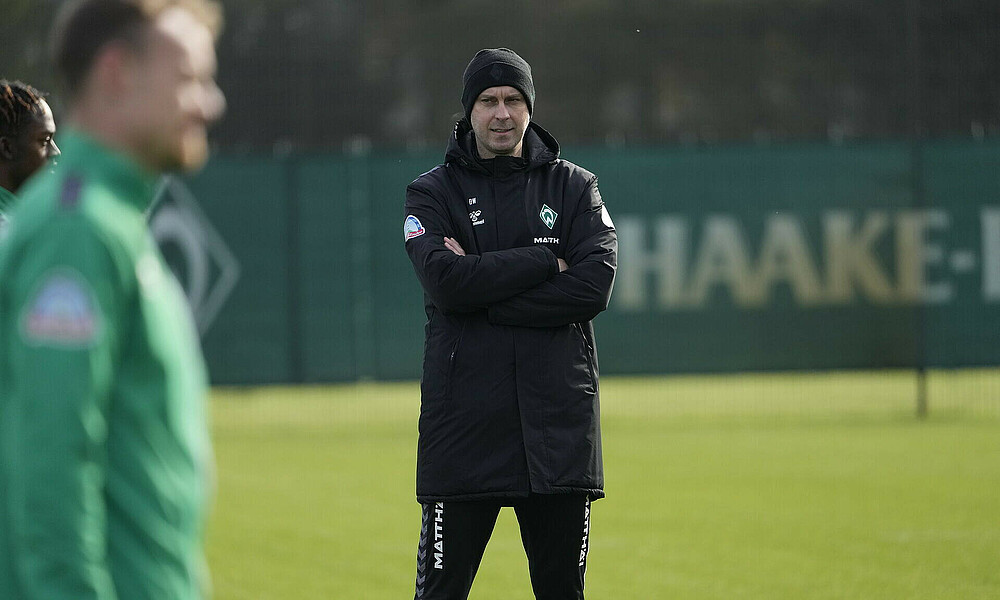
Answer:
[{"left": 206, "top": 369, "right": 1000, "bottom": 599}]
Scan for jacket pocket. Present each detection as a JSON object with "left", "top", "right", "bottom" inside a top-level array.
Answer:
[
  {"left": 443, "top": 320, "right": 466, "bottom": 401},
  {"left": 572, "top": 322, "right": 597, "bottom": 394},
  {"left": 421, "top": 311, "right": 466, "bottom": 406}
]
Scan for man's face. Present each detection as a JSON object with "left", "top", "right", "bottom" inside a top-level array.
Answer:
[
  {"left": 470, "top": 85, "right": 530, "bottom": 159},
  {"left": 1, "top": 99, "right": 60, "bottom": 192},
  {"left": 124, "top": 7, "right": 225, "bottom": 172}
]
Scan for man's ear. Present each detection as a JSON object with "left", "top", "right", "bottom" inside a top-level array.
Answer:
[
  {"left": 0, "top": 136, "right": 15, "bottom": 161},
  {"left": 89, "top": 42, "right": 134, "bottom": 100}
]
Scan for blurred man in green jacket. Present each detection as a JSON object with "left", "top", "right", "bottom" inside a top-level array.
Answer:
[
  {"left": 0, "top": 80, "right": 60, "bottom": 236},
  {"left": 0, "top": 1, "right": 226, "bottom": 598}
]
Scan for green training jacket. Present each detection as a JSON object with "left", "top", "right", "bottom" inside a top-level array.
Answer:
[{"left": 0, "top": 130, "right": 212, "bottom": 599}]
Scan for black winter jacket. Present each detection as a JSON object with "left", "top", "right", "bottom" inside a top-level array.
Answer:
[{"left": 404, "top": 119, "right": 617, "bottom": 503}]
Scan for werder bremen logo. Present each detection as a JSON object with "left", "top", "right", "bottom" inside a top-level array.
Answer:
[{"left": 539, "top": 204, "right": 558, "bottom": 229}]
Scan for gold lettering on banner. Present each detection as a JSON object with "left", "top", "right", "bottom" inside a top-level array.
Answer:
[
  {"left": 686, "top": 216, "right": 756, "bottom": 307},
  {"left": 751, "top": 215, "right": 824, "bottom": 306},
  {"left": 896, "top": 210, "right": 952, "bottom": 304},
  {"left": 823, "top": 211, "right": 894, "bottom": 303},
  {"left": 613, "top": 208, "right": 994, "bottom": 310}
]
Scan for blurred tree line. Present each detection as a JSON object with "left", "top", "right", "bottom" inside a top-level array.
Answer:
[{"left": 2, "top": 0, "right": 998, "bottom": 152}]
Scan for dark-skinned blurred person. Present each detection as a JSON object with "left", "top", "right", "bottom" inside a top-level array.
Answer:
[
  {"left": 0, "top": 1, "right": 226, "bottom": 598},
  {"left": 0, "top": 80, "right": 60, "bottom": 236}
]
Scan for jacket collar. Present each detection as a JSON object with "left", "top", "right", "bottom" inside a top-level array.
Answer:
[
  {"left": 55, "top": 129, "right": 161, "bottom": 213},
  {"left": 445, "top": 118, "right": 560, "bottom": 176}
]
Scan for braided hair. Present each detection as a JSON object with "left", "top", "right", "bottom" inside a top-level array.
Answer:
[{"left": 0, "top": 80, "right": 47, "bottom": 139}]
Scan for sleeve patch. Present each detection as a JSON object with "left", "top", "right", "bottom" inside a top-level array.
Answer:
[
  {"left": 19, "top": 269, "right": 104, "bottom": 348},
  {"left": 601, "top": 205, "right": 615, "bottom": 229},
  {"left": 404, "top": 215, "right": 426, "bottom": 241}
]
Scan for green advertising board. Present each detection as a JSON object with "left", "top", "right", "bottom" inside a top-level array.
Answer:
[{"left": 165, "top": 140, "right": 1000, "bottom": 384}]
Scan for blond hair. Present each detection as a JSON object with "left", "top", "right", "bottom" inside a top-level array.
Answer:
[{"left": 51, "top": 0, "right": 223, "bottom": 97}]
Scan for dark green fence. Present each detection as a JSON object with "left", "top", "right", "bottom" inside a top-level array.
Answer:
[{"left": 169, "top": 141, "right": 1000, "bottom": 384}]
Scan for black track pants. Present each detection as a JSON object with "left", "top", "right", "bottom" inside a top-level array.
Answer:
[{"left": 413, "top": 494, "right": 592, "bottom": 600}]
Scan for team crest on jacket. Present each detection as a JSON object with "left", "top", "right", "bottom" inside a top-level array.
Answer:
[
  {"left": 539, "top": 204, "right": 558, "bottom": 229},
  {"left": 19, "top": 269, "right": 103, "bottom": 348},
  {"left": 404, "top": 215, "right": 425, "bottom": 241}
]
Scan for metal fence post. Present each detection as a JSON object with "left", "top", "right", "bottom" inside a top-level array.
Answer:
[
  {"left": 284, "top": 155, "right": 305, "bottom": 383},
  {"left": 348, "top": 154, "right": 377, "bottom": 380},
  {"left": 908, "top": 0, "right": 929, "bottom": 419}
]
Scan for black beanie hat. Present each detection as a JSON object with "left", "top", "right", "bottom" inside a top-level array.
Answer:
[{"left": 461, "top": 48, "right": 535, "bottom": 120}]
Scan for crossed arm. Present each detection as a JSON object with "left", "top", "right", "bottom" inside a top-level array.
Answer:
[
  {"left": 445, "top": 236, "right": 569, "bottom": 272},
  {"left": 405, "top": 180, "right": 617, "bottom": 327},
  {"left": 437, "top": 211, "right": 616, "bottom": 329}
]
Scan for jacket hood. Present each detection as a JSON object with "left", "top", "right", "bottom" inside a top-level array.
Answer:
[{"left": 445, "top": 118, "right": 560, "bottom": 174}]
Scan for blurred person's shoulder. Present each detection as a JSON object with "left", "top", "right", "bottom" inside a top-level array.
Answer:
[{"left": 8, "top": 158, "right": 151, "bottom": 279}]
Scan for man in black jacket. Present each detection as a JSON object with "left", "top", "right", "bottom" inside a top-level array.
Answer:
[{"left": 403, "top": 48, "right": 617, "bottom": 600}]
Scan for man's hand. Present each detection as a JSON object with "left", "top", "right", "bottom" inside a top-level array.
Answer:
[
  {"left": 557, "top": 258, "right": 568, "bottom": 272},
  {"left": 444, "top": 237, "right": 466, "bottom": 256}
]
